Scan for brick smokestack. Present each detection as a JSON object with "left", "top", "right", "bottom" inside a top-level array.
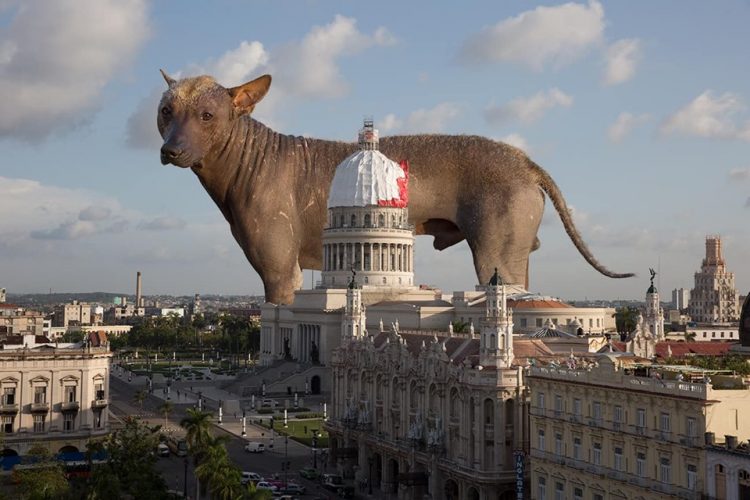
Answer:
[{"left": 136, "top": 271, "right": 142, "bottom": 308}]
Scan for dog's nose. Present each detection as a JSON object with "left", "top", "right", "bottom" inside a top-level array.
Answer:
[{"left": 160, "top": 144, "right": 181, "bottom": 159}]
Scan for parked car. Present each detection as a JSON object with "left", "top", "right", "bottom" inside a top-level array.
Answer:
[
  {"left": 157, "top": 443, "right": 170, "bottom": 457},
  {"left": 240, "top": 471, "right": 263, "bottom": 485},
  {"left": 298, "top": 467, "right": 320, "bottom": 480},
  {"left": 280, "top": 482, "right": 306, "bottom": 495},
  {"left": 255, "top": 481, "right": 278, "bottom": 492},
  {"left": 321, "top": 474, "right": 344, "bottom": 491},
  {"left": 244, "top": 441, "right": 265, "bottom": 453},
  {"left": 261, "top": 399, "right": 277, "bottom": 407}
]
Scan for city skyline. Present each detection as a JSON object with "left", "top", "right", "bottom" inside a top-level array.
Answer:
[{"left": 1, "top": 0, "right": 750, "bottom": 299}]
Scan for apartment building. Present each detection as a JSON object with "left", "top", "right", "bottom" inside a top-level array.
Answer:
[
  {"left": 51, "top": 300, "right": 92, "bottom": 327},
  {"left": 528, "top": 355, "right": 750, "bottom": 500},
  {"left": 0, "top": 332, "right": 112, "bottom": 460}
]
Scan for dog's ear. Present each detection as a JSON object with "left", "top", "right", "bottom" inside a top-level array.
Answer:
[
  {"left": 160, "top": 69, "right": 176, "bottom": 88},
  {"left": 229, "top": 75, "right": 272, "bottom": 115}
]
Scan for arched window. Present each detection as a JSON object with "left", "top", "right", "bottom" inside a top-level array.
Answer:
[
  {"left": 351, "top": 214, "right": 357, "bottom": 227},
  {"left": 364, "top": 214, "right": 371, "bottom": 227},
  {"left": 378, "top": 214, "right": 385, "bottom": 227},
  {"left": 340, "top": 215, "right": 345, "bottom": 227}
]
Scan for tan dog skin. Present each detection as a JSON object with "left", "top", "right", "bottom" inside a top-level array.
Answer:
[{"left": 157, "top": 72, "right": 632, "bottom": 304}]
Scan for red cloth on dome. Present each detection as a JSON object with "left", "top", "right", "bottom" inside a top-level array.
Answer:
[{"left": 378, "top": 160, "right": 409, "bottom": 208}]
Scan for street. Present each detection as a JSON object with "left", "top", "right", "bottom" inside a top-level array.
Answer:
[{"left": 109, "top": 373, "right": 342, "bottom": 499}]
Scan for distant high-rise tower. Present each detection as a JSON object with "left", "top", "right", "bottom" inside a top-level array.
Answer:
[
  {"left": 480, "top": 268, "right": 514, "bottom": 368},
  {"left": 671, "top": 288, "right": 690, "bottom": 311},
  {"left": 688, "top": 236, "right": 740, "bottom": 323},
  {"left": 644, "top": 270, "right": 665, "bottom": 341}
]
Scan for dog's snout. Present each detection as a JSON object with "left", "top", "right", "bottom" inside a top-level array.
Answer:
[{"left": 161, "top": 144, "right": 181, "bottom": 159}]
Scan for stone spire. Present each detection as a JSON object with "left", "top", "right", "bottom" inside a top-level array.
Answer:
[
  {"left": 342, "top": 269, "right": 366, "bottom": 340},
  {"left": 480, "top": 268, "right": 514, "bottom": 368},
  {"left": 645, "top": 268, "right": 665, "bottom": 341}
]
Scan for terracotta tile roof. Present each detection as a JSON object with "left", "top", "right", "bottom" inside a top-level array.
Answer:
[
  {"left": 87, "top": 330, "right": 108, "bottom": 347},
  {"left": 656, "top": 341, "right": 735, "bottom": 358}
]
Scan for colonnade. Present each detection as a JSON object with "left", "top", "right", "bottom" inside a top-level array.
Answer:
[{"left": 323, "top": 242, "right": 413, "bottom": 273}]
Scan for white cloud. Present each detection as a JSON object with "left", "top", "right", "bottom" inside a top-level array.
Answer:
[
  {"left": 211, "top": 41, "right": 269, "bottom": 87},
  {"left": 499, "top": 133, "right": 530, "bottom": 152},
  {"left": 379, "top": 113, "right": 402, "bottom": 132},
  {"left": 78, "top": 205, "right": 112, "bottom": 221},
  {"left": 458, "top": 0, "right": 605, "bottom": 70},
  {"left": 661, "top": 91, "right": 750, "bottom": 141},
  {"left": 729, "top": 167, "right": 750, "bottom": 181},
  {"left": 272, "top": 15, "right": 395, "bottom": 98},
  {"left": 31, "top": 220, "right": 97, "bottom": 240},
  {"left": 485, "top": 89, "right": 573, "bottom": 125},
  {"left": 603, "top": 38, "right": 641, "bottom": 85},
  {"left": 138, "top": 216, "right": 187, "bottom": 231},
  {"left": 0, "top": 0, "right": 149, "bottom": 141},
  {"left": 405, "top": 103, "right": 461, "bottom": 133},
  {"left": 608, "top": 112, "right": 650, "bottom": 142}
]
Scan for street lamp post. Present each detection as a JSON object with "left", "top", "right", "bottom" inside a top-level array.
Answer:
[
  {"left": 368, "top": 456, "right": 374, "bottom": 495},
  {"left": 312, "top": 429, "right": 319, "bottom": 469},
  {"left": 183, "top": 457, "right": 188, "bottom": 498}
]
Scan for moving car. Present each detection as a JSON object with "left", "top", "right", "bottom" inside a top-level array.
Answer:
[
  {"left": 157, "top": 443, "right": 170, "bottom": 457},
  {"left": 244, "top": 441, "right": 265, "bottom": 453},
  {"left": 280, "top": 482, "right": 306, "bottom": 495},
  {"left": 240, "top": 471, "right": 263, "bottom": 485},
  {"left": 260, "top": 399, "right": 277, "bottom": 407},
  {"left": 167, "top": 438, "right": 188, "bottom": 457},
  {"left": 255, "top": 481, "right": 278, "bottom": 492},
  {"left": 321, "top": 473, "right": 344, "bottom": 491},
  {"left": 298, "top": 467, "right": 320, "bottom": 480}
]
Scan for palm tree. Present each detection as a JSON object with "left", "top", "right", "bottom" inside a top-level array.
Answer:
[
  {"left": 159, "top": 401, "right": 174, "bottom": 430},
  {"left": 180, "top": 408, "right": 213, "bottom": 454},
  {"left": 133, "top": 389, "right": 147, "bottom": 411},
  {"left": 194, "top": 436, "right": 238, "bottom": 499}
]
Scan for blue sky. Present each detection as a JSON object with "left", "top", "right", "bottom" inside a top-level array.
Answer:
[{"left": 1, "top": 0, "right": 749, "bottom": 300}]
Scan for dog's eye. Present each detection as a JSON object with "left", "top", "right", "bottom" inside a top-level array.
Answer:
[
  {"left": 161, "top": 106, "right": 171, "bottom": 117},
  {"left": 201, "top": 112, "right": 213, "bottom": 121}
]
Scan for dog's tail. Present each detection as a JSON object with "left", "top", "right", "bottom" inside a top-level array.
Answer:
[{"left": 530, "top": 160, "right": 634, "bottom": 279}]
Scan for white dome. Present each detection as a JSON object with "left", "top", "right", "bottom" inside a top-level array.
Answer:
[{"left": 327, "top": 149, "right": 407, "bottom": 208}]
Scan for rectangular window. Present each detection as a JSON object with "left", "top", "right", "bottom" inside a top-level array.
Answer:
[
  {"left": 660, "top": 412, "right": 671, "bottom": 439},
  {"left": 63, "top": 413, "right": 75, "bottom": 432},
  {"left": 537, "top": 393, "right": 545, "bottom": 412},
  {"left": 94, "top": 409, "right": 103, "bottom": 429},
  {"left": 636, "top": 452, "right": 646, "bottom": 477},
  {"left": 613, "top": 405, "right": 624, "bottom": 431},
  {"left": 573, "top": 437, "right": 581, "bottom": 460},
  {"left": 554, "top": 482, "right": 564, "bottom": 500},
  {"left": 660, "top": 457, "right": 671, "bottom": 483},
  {"left": 686, "top": 417, "right": 697, "bottom": 439},
  {"left": 593, "top": 495, "right": 604, "bottom": 500},
  {"left": 520, "top": 318, "right": 527, "bottom": 327},
  {"left": 593, "top": 442, "right": 602, "bottom": 466},
  {"left": 636, "top": 408, "right": 646, "bottom": 435},
  {"left": 2, "top": 415, "right": 13, "bottom": 433},
  {"left": 592, "top": 401, "right": 602, "bottom": 426},
  {"left": 537, "top": 429, "right": 546, "bottom": 452},
  {"left": 555, "top": 433, "right": 563, "bottom": 456},
  {"left": 614, "top": 446, "right": 624, "bottom": 471},
  {"left": 536, "top": 318, "right": 543, "bottom": 327},
  {"left": 573, "top": 398, "right": 582, "bottom": 422},
  {"left": 33, "top": 414, "right": 45, "bottom": 433},
  {"left": 573, "top": 487, "right": 583, "bottom": 500},
  {"left": 537, "top": 477, "right": 546, "bottom": 500},
  {"left": 34, "top": 386, "right": 46, "bottom": 404},
  {"left": 95, "top": 382, "right": 105, "bottom": 401},
  {"left": 2, "top": 387, "right": 15, "bottom": 405},
  {"left": 687, "top": 464, "right": 697, "bottom": 490},
  {"left": 64, "top": 386, "right": 77, "bottom": 403},
  {"left": 554, "top": 395, "right": 563, "bottom": 418}
]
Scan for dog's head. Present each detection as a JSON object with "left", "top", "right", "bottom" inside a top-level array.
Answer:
[{"left": 157, "top": 71, "right": 271, "bottom": 169}]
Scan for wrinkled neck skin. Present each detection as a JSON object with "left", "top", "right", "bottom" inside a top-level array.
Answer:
[{"left": 192, "top": 116, "right": 261, "bottom": 220}]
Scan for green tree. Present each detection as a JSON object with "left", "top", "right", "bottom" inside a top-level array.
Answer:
[
  {"left": 61, "top": 330, "right": 84, "bottom": 343},
  {"left": 83, "top": 417, "right": 167, "bottom": 499},
  {"left": 159, "top": 401, "right": 174, "bottom": 430},
  {"left": 180, "top": 408, "right": 213, "bottom": 454},
  {"left": 613, "top": 306, "right": 640, "bottom": 334},
  {"left": 684, "top": 331, "right": 697, "bottom": 342},
  {"left": 133, "top": 389, "right": 148, "bottom": 410},
  {"left": 13, "top": 443, "right": 69, "bottom": 500},
  {"left": 451, "top": 320, "right": 469, "bottom": 333}
]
